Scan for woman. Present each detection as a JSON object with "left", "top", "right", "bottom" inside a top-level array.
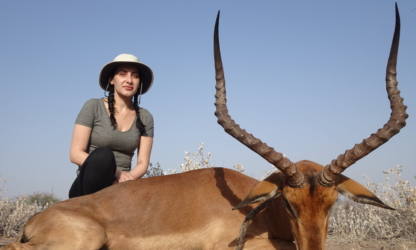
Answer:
[{"left": 68, "top": 54, "right": 154, "bottom": 198}]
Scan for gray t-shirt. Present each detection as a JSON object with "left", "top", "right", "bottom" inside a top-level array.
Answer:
[{"left": 75, "top": 98, "right": 154, "bottom": 172}]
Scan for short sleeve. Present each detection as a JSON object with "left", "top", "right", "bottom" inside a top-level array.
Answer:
[
  {"left": 140, "top": 108, "right": 154, "bottom": 137},
  {"left": 75, "top": 99, "right": 97, "bottom": 128}
]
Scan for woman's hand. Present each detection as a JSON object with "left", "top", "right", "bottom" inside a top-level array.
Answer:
[
  {"left": 114, "top": 136, "right": 153, "bottom": 184},
  {"left": 114, "top": 169, "right": 135, "bottom": 183}
]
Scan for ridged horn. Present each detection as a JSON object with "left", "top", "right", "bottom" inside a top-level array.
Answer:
[
  {"left": 319, "top": 3, "right": 408, "bottom": 187},
  {"left": 213, "top": 11, "right": 306, "bottom": 188}
]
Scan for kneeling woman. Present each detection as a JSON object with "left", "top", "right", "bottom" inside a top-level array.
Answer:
[{"left": 69, "top": 54, "right": 154, "bottom": 198}]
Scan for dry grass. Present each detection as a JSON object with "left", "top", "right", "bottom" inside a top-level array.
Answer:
[
  {"left": 0, "top": 196, "right": 45, "bottom": 237},
  {"left": 328, "top": 165, "right": 416, "bottom": 244}
]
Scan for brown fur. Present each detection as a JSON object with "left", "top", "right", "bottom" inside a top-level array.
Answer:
[
  {"left": 233, "top": 160, "right": 390, "bottom": 250},
  {"left": 2, "top": 161, "right": 389, "bottom": 250}
]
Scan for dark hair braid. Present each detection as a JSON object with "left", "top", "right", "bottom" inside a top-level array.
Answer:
[
  {"left": 133, "top": 92, "right": 145, "bottom": 134},
  {"left": 107, "top": 85, "right": 118, "bottom": 129}
]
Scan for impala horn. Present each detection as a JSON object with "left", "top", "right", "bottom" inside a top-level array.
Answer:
[
  {"left": 213, "top": 11, "right": 306, "bottom": 188},
  {"left": 319, "top": 3, "right": 408, "bottom": 187}
]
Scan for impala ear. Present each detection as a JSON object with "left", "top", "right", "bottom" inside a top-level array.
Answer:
[
  {"left": 233, "top": 172, "right": 283, "bottom": 210},
  {"left": 336, "top": 174, "right": 394, "bottom": 210}
]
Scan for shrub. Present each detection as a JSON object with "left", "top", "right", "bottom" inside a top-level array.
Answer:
[
  {"left": 25, "top": 191, "right": 61, "bottom": 207},
  {"left": 144, "top": 162, "right": 164, "bottom": 178},
  {"left": 0, "top": 196, "right": 45, "bottom": 237},
  {"left": 328, "top": 165, "right": 416, "bottom": 243},
  {"left": 146, "top": 142, "right": 245, "bottom": 176},
  {"left": 0, "top": 177, "right": 59, "bottom": 237},
  {"left": 179, "top": 142, "right": 214, "bottom": 172}
]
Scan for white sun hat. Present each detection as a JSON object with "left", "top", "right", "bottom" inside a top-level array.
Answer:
[{"left": 99, "top": 54, "right": 154, "bottom": 94}]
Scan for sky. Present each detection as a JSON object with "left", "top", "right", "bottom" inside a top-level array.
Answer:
[{"left": 0, "top": 1, "right": 415, "bottom": 200}]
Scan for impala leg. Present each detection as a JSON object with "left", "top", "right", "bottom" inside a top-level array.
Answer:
[
  {"left": 2, "top": 228, "right": 108, "bottom": 250},
  {"left": 2, "top": 211, "right": 108, "bottom": 250},
  {"left": 2, "top": 230, "right": 107, "bottom": 250}
]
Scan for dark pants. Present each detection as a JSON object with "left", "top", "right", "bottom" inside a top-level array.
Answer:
[{"left": 69, "top": 147, "right": 116, "bottom": 198}]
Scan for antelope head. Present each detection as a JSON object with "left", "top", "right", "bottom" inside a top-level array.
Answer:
[{"left": 213, "top": 4, "right": 407, "bottom": 250}]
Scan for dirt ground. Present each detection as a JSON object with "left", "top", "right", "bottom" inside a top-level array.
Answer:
[
  {"left": 326, "top": 238, "right": 416, "bottom": 250},
  {"left": 1, "top": 236, "right": 415, "bottom": 249}
]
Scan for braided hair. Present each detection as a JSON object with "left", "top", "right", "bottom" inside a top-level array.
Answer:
[{"left": 106, "top": 70, "right": 145, "bottom": 134}]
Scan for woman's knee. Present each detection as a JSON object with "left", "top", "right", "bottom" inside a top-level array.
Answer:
[
  {"left": 90, "top": 147, "right": 115, "bottom": 162},
  {"left": 84, "top": 147, "right": 116, "bottom": 171}
]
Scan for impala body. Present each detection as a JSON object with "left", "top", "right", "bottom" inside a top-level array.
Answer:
[
  {"left": 5, "top": 167, "right": 293, "bottom": 249},
  {"left": 2, "top": 161, "right": 390, "bottom": 250},
  {"left": 2, "top": 4, "right": 407, "bottom": 250}
]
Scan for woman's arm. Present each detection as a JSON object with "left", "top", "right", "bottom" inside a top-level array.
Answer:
[
  {"left": 116, "top": 136, "right": 153, "bottom": 182},
  {"left": 70, "top": 124, "right": 92, "bottom": 166}
]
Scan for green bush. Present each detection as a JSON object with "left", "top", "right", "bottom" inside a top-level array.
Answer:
[{"left": 25, "top": 192, "right": 61, "bottom": 207}]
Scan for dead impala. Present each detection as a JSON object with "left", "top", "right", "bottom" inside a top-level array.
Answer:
[{"left": 3, "top": 4, "right": 407, "bottom": 250}]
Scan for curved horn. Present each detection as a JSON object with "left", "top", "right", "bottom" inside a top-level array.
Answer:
[
  {"left": 213, "top": 11, "right": 305, "bottom": 188},
  {"left": 319, "top": 4, "right": 408, "bottom": 186}
]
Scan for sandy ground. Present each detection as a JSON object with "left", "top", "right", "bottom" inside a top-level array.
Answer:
[{"left": 1, "top": 236, "right": 415, "bottom": 249}]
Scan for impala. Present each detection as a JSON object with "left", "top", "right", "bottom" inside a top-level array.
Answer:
[{"left": 3, "top": 4, "right": 407, "bottom": 250}]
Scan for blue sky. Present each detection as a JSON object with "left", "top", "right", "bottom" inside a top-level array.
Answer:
[{"left": 0, "top": 1, "right": 415, "bottom": 199}]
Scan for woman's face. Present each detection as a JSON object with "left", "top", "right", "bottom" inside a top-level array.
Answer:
[{"left": 110, "top": 64, "right": 140, "bottom": 98}]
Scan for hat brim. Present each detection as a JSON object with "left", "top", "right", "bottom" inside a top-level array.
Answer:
[{"left": 99, "top": 61, "right": 154, "bottom": 95}]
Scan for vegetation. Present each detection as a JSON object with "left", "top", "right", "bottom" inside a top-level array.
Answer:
[
  {"left": 329, "top": 165, "right": 416, "bottom": 243},
  {"left": 25, "top": 191, "right": 61, "bottom": 207},
  {"left": 0, "top": 178, "right": 61, "bottom": 237},
  {"left": 143, "top": 162, "right": 164, "bottom": 178}
]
